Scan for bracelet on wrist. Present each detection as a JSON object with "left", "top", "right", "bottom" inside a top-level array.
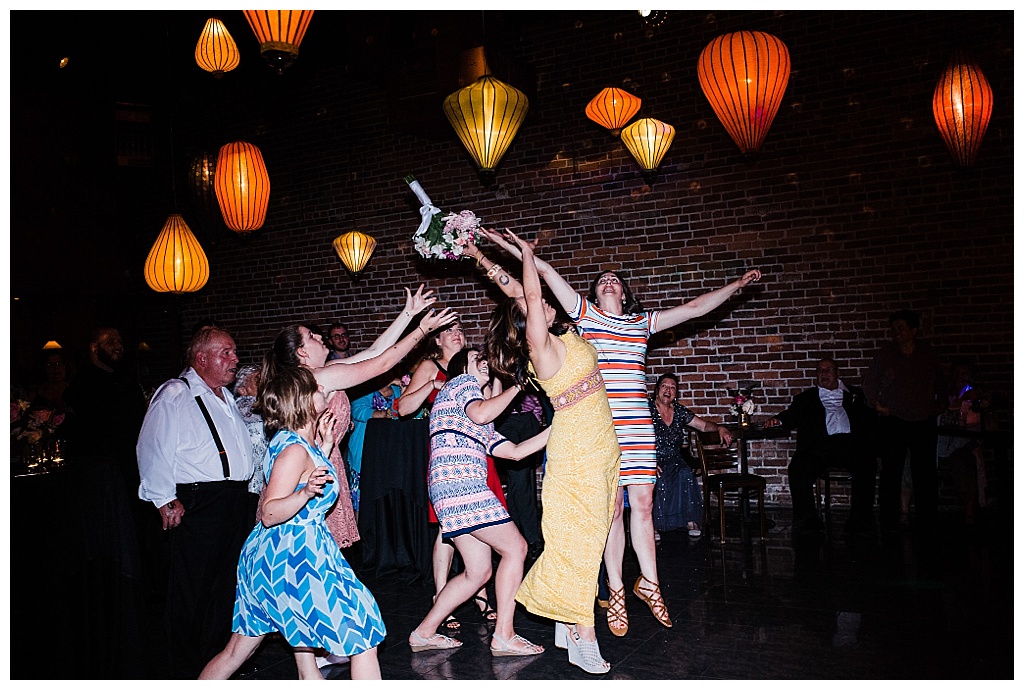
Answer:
[{"left": 486, "top": 263, "right": 503, "bottom": 279}]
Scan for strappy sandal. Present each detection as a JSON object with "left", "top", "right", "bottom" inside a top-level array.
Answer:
[
  {"left": 409, "top": 630, "right": 463, "bottom": 652},
  {"left": 473, "top": 594, "right": 498, "bottom": 623},
  {"left": 633, "top": 574, "right": 673, "bottom": 628},
  {"left": 490, "top": 632, "right": 544, "bottom": 657},
  {"left": 605, "top": 582, "right": 629, "bottom": 637}
]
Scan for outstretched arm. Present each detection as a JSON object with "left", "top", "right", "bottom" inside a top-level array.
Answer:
[
  {"left": 471, "top": 228, "right": 580, "bottom": 315},
  {"left": 508, "top": 231, "right": 564, "bottom": 381},
  {"left": 491, "top": 426, "right": 552, "bottom": 461},
  {"left": 330, "top": 285, "right": 437, "bottom": 365},
  {"left": 394, "top": 358, "right": 439, "bottom": 417},
  {"left": 315, "top": 308, "right": 458, "bottom": 394},
  {"left": 654, "top": 270, "right": 763, "bottom": 331},
  {"left": 466, "top": 383, "right": 522, "bottom": 426}
]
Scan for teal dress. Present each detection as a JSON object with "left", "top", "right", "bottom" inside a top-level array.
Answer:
[{"left": 232, "top": 430, "right": 387, "bottom": 655}]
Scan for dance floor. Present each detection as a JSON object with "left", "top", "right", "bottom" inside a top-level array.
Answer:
[{"left": 234, "top": 507, "right": 1013, "bottom": 680}]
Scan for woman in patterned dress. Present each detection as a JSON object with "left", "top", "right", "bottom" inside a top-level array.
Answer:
[
  {"left": 486, "top": 232, "right": 620, "bottom": 674},
  {"left": 409, "top": 347, "right": 549, "bottom": 657},
  {"left": 199, "top": 366, "right": 386, "bottom": 679},
  {"left": 650, "top": 373, "right": 732, "bottom": 538},
  {"left": 473, "top": 229, "right": 760, "bottom": 635},
  {"left": 263, "top": 286, "right": 457, "bottom": 552}
]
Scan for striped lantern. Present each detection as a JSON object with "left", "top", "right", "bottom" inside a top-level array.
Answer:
[
  {"left": 621, "top": 117, "right": 676, "bottom": 174},
  {"left": 585, "top": 87, "right": 642, "bottom": 136},
  {"left": 698, "top": 31, "right": 790, "bottom": 154},
  {"left": 443, "top": 74, "right": 529, "bottom": 181},
  {"left": 932, "top": 49, "right": 993, "bottom": 168},
  {"left": 213, "top": 141, "right": 270, "bottom": 233},
  {"left": 143, "top": 214, "right": 210, "bottom": 294},
  {"left": 194, "top": 17, "right": 240, "bottom": 77},
  {"left": 243, "top": 9, "right": 314, "bottom": 73},
  {"left": 333, "top": 231, "right": 377, "bottom": 274}
]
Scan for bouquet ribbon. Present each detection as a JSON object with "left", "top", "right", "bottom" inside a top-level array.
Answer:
[{"left": 406, "top": 178, "right": 441, "bottom": 240}]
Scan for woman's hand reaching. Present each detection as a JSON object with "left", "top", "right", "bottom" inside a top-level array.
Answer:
[
  {"left": 503, "top": 229, "right": 535, "bottom": 259},
  {"left": 404, "top": 284, "right": 436, "bottom": 316},
  {"left": 479, "top": 227, "right": 538, "bottom": 259},
  {"left": 737, "top": 269, "right": 762, "bottom": 287},
  {"left": 418, "top": 307, "right": 458, "bottom": 334},
  {"left": 316, "top": 408, "right": 336, "bottom": 457}
]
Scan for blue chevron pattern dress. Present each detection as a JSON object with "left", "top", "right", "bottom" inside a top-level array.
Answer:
[{"left": 232, "top": 430, "right": 387, "bottom": 656}]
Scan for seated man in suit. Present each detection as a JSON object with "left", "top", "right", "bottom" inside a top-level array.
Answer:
[{"left": 764, "top": 358, "right": 877, "bottom": 535}]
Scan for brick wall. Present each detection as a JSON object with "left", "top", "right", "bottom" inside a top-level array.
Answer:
[{"left": 142, "top": 10, "right": 1013, "bottom": 506}]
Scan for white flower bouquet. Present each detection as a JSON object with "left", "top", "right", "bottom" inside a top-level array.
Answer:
[{"left": 405, "top": 175, "right": 481, "bottom": 260}]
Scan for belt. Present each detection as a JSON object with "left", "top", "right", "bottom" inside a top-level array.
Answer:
[{"left": 176, "top": 480, "right": 248, "bottom": 492}]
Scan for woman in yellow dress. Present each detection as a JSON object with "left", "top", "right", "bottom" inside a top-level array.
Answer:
[{"left": 486, "top": 231, "right": 620, "bottom": 674}]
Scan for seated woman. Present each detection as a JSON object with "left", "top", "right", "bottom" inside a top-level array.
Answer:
[
  {"left": 650, "top": 373, "right": 732, "bottom": 538},
  {"left": 410, "top": 346, "right": 549, "bottom": 657}
]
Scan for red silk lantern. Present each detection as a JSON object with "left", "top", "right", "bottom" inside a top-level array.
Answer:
[{"left": 933, "top": 49, "right": 993, "bottom": 168}]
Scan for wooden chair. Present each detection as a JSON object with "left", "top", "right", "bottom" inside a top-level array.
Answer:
[
  {"left": 694, "top": 430, "right": 768, "bottom": 544},
  {"left": 815, "top": 466, "right": 852, "bottom": 533}
]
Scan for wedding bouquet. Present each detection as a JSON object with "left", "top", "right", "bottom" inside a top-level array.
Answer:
[{"left": 405, "top": 175, "right": 481, "bottom": 260}]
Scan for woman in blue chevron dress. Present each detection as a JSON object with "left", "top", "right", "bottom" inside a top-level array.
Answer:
[{"left": 200, "top": 366, "right": 386, "bottom": 680}]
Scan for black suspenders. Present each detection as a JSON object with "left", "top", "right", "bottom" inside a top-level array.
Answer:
[{"left": 179, "top": 377, "right": 230, "bottom": 479}]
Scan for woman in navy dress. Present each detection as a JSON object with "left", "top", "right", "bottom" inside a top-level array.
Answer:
[{"left": 199, "top": 366, "right": 386, "bottom": 680}]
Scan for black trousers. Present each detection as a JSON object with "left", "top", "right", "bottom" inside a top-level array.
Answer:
[
  {"left": 877, "top": 416, "right": 938, "bottom": 527},
  {"left": 787, "top": 433, "right": 876, "bottom": 525},
  {"left": 494, "top": 413, "right": 544, "bottom": 546},
  {"left": 165, "top": 481, "right": 252, "bottom": 679}
]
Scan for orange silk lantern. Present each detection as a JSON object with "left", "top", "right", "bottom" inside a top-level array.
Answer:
[{"left": 213, "top": 141, "right": 270, "bottom": 233}]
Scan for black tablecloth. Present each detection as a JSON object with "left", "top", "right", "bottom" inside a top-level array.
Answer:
[
  {"left": 357, "top": 418, "right": 434, "bottom": 585},
  {"left": 10, "top": 460, "right": 146, "bottom": 678}
]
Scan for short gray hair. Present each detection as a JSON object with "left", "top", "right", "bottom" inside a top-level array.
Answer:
[{"left": 232, "top": 363, "right": 261, "bottom": 395}]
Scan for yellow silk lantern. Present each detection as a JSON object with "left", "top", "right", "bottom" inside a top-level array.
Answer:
[
  {"left": 443, "top": 74, "right": 529, "bottom": 181},
  {"left": 144, "top": 214, "right": 210, "bottom": 294},
  {"left": 333, "top": 231, "right": 377, "bottom": 274}
]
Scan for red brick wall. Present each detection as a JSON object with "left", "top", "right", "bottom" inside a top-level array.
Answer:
[{"left": 145, "top": 10, "right": 1013, "bottom": 505}]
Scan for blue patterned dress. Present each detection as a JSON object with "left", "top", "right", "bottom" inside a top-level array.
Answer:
[
  {"left": 232, "top": 430, "right": 387, "bottom": 656},
  {"left": 428, "top": 374, "right": 512, "bottom": 538}
]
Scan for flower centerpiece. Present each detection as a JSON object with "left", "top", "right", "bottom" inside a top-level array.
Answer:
[
  {"left": 727, "top": 382, "right": 759, "bottom": 426},
  {"left": 11, "top": 399, "right": 67, "bottom": 466},
  {"left": 405, "top": 175, "right": 481, "bottom": 260}
]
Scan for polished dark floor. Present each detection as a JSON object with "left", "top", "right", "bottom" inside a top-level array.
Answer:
[{"left": 232, "top": 506, "right": 1012, "bottom": 680}]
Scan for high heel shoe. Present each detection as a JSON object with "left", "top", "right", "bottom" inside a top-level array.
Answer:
[
  {"left": 633, "top": 574, "right": 672, "bottom": 628},
  {"left": 554, "top": 622, "right": 569, "bottom": 649},
  {"left": 563, "top": 625, "right": 610, "bottom": 675}
]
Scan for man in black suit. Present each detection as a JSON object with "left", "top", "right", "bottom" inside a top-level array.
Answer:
[{"left": 764, "top": 358, "right": 877, "bottom": 535}]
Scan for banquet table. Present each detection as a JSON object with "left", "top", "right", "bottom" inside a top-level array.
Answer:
[{"left": 357, "top": 417, "right": 434, "bottom": 584}]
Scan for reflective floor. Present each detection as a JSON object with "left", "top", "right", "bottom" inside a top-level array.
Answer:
[{"left": 239, "top": 507, "right": 1013, "bottom": 680}]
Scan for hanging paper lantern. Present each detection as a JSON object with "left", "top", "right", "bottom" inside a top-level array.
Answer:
[
  {"left": 698, "top": 31, "right": 791, "bottom": 153},
  {"left": 333, "top": 231, "right": 377, "bottom": 274},
  {"left": 621, "top": 117, "right": 676, "bottom": 174},
  {"left": 195, "top": 17, "right": 240, "bottom": 77},
  {"left": 188, "top": 150, "right": 218, "bottom": 222},
  {"left": 243, "top": 9, "right": 314, "bottom": 74},
  {"left": 585, "top": 87, "right": 642, "bottom": 136},
  {"left": 144, "top": 214, "right": 210, "bottom": 294},
  {"left": 443, "top": 74, "right": 529, "bottom": 181},
  {"left": 933, "top": 49, "right": 993, "bottom": 168},
  {"left": 213, "top": 141, "right": 270, "bottom": 233}
]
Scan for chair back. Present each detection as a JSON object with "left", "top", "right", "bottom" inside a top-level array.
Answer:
[{"left": 694, "top": 429, "right": 741, "bottom": 476}]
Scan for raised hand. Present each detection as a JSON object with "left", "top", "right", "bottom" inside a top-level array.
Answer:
[
  {"left": 405, "top": 284, "right": 437, "bottom": 315},
  {"left": 317, "top": 408, "right": 336, "bottom": 450},
  {"left": 480, "top": 227, "right": 525, "bottom": 258},
  {"left": 505, "top": 229, "right": 535, "bottom": 259},
  {"left": 738, "top": 269, "right": 762, "bottom": 287},
  {"left": 419, "top": 307, "right": 458, "bottom": 334}
]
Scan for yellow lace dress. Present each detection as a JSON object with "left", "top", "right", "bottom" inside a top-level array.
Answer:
[{"left": 515, "top": 331, "right": 621, "bottom": 627}]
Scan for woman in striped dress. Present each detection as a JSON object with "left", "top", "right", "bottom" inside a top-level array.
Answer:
[{"left": 469, "top": 229, "right": 760, "bottom": 636}]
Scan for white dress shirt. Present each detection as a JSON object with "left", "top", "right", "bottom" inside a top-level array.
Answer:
[
  {"left": 819, "top": 380, "right": 852, "bottom": 436},
  {"left": 137, "top": 367, "right": 254, "bottom": 508}
]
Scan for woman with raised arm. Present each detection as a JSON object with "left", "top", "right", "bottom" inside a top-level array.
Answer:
[
  {"left": 486, "top": 232, "right": 620, "bottom": 675},
  {"left": 395, "top": 320, "right": 500, "bottom": 631},
  {"left": 468, "top": 230, "right": 761, "bottom": 636},
  {"left": 199, "top": 366, "right": 385, "bottom": 680},
  {"left": 409, "top": 346, "right": 549, "bottom": 657},
  {"left": 263, "top": 286, "right": 457, "bottom": 554}
]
